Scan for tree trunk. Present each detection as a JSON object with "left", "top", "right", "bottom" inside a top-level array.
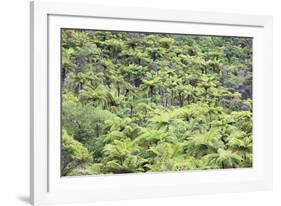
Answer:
[
  {"left": 117, "top": 86, "right": 120, "bottom": 97},
  {"left": 96, "top": 123, "right": 100, "bottom": 137}
]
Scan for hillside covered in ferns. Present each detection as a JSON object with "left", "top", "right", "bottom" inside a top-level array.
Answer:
[{"left": 61, "top": 29, "right": 253, "bottom": 176}]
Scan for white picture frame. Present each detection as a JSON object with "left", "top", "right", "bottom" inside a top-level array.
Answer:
[{"left": 30, "top": 0, "right": 273, "bottom": 205}]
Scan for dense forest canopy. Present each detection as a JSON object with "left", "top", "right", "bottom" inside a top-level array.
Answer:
[{"left": 61, "top": 29, "right": 253, "bottom": 176}]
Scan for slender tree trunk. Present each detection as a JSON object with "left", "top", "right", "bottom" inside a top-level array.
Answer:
[
  {"left": 96, "top": 123, "right": 100, "bottom": 137},
  {"left": 117, "top": 86, "right": 120, "bottom": 97},
  {"left": 130, "top": 105, "right": 133, "bottom": 117},
  {"left": 179, "top": 93, "right": 183, "bottom": 107},
  {"left": 171, "top": 90, "right": 174, "bottom": 105}
]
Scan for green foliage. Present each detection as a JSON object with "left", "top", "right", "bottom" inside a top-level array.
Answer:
[
  {"left": 201, "top": 148, "right": 242, "bottom": 169},
  {"left": 61, "top": 129, "right": 92, "bottom": 175},
  {"left": 61, "top": 29, "right": 253, "bottom": 176},
  {"left": 102, "top": 138, "right": 147, "bottom": 173}
]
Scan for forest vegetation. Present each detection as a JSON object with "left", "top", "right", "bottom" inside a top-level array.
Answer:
[{"left": 61, "top": 29, "right": 253, "bottom": 176}]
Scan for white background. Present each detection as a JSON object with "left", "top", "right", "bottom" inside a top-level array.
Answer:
[{"left": 0, "top": 0, "right": 280, "bottom": 205}]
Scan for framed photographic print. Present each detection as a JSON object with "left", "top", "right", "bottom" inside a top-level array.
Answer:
[{"left": 30, "top": 0, "right": 273, "bottom": 205}]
